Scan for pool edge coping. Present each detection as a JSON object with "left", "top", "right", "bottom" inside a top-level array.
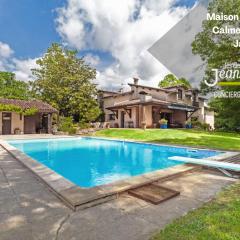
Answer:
[{"left": 1, "top": 137, "right": 238, "bottom": 211}]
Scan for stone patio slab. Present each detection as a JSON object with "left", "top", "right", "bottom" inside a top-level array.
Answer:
[
  {"left": 0, "top": 135, "right": 239, "bottom": 240},
  {"left": 0, "top": 138, "right": 206, "bottom": 210}
]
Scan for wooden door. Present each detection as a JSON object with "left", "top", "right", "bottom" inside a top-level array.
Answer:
[
  {"left": 24, "top": 115, "right": 37, "bottom": 134},
  {"left": 2, "top": 112, "right": 12, "bottom": 135}
]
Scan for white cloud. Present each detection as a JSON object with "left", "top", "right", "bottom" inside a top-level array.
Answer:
[
  {"left": 0, "top": 42, "right": 14, "bottom": 72},
  {"left": 56, "top": 0, "right": 190, "bottom": 89},
  {"left": 13, "top": 58, "right": 38, "bottom": 82},
  {"left": 84, "top": 53, "right": 100, "bottom": 67},
  {"left": 0, "top": 41, "right": 37, "bottom": 81},
  {"left": 0, "top": 41, "right": 14, "bottom": 58}
]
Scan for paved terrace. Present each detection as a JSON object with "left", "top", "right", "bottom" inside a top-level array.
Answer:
[{"left": 0, "top": 136, "right": 238, "bottom": 240}]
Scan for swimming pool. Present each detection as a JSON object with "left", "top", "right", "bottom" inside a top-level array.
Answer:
[{"left": 8, "top": 137, "right": 222, "bottom": 188}]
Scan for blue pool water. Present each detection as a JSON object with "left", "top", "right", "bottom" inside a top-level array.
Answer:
[{"left": 8, "top": 137, "right": 222, "bottom": 188}]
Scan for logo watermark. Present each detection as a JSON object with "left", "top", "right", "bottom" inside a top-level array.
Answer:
[
  {"left": 205, "top": 63, "right": 240, "bottom": 87},
  {"left": 214, "top": 90, "right": 240, "bottom": 98}
]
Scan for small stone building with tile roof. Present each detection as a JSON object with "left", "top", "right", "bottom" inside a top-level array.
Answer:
[{"left": 0, "top": 98, "right": 58, "bottom": 135}]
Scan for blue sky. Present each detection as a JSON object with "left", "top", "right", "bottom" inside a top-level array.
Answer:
[
  {"left": 0, "top": 0, "right": 64, "bottom": 59},
  {"left": 0, "top": 0, "right": 197, "bottom": 88}
]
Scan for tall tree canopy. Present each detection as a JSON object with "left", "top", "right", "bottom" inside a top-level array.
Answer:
[
  {"left": 0, "top": 71, "right": 31, "bottom": 100},
  {"left": 31, "top": 43, "right": 100, "bottom": 123},
  {"left": 192, "top": 0, "right": 240, "bottom": 131},
  {"left": 158, "top": 74, "right": 191, "bottom": 88}
]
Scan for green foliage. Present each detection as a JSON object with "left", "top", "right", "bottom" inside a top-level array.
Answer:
[
  {"left": 151, "top": 182, "right": 240, "bottom": 240},
  {"left": 191, "top": 0, "right": 240, "bottom": 131},
  {"left": 95, "top": 129, "right": 240, "bottom": 151},
  {"left": 191, "top": 119, "right": 211, "bottom": 130},
  {"left": 178, "top": 77, "right": 191, "bottom": 88},
  {"left": 158, "top": 74, "right": 191, "bottom": 88},
  {"left": 31, "top": 43, "right": 101, "bottom": 123},
  {"left": 159, "top": 118, "right": 168, "bottom": 124},
  {"left": 0, "top": 71, "right": 31, "bottom": 100},
  {"left": 23, "top": 107, "right": 38, "bottom": 116},
  {"left": 209, "top": 97, "right": 240, "bottom": 131},
  {"left": 78, "top": 122, "right": 90, "bottom": 129},
  {"left": 58, "top": 116, "right": 76, "bottom": 134},
  {"left": 0, "top": 104, "right": 38, "bottom": 116}
]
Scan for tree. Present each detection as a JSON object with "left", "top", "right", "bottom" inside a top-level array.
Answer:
[
  {"left": 192, "top": 0, "right": 240, "bottom": 131},
  {"left": 0, "top": 71, "right": 31, "bottom": 100},
  {"left": 31, "top": 43, "right": 101, "bottom": 123},
  {"left": 158, "top": 74, "right": 191, "bottom": 88}
]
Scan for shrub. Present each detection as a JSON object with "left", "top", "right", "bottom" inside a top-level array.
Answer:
[
  {"left": 78, "top": 122, "right": 91, "bottom": 129},
  {"left": 58, "top": 116, "right": 76, "bottom": 134},
  {"left": 191, "top": 120, "right": 202, "bottom": 128},
  {"left": 192, "top": 120, "right": 210, "bottom": 131},
  {"left": 201, "top": 123, "right": 211, "bottom": 131}
]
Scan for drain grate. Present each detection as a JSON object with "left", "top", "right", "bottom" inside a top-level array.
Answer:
[{"left": 128, "top": 183, "right": 180, "bottom": 205}]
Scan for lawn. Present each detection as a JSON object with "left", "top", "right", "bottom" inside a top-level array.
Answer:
[
  {"left": 151, "top": 182, "right": 240, "bottom": 240},
  {"left": 94, "top": 129, "right": 240, "bottom": 151}
]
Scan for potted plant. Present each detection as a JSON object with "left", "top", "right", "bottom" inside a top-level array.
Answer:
[
  {"left": 14, "top": 128, "right": 21, "bottom": 134},
  {"left": 159, "top": 119, "right": 168, "bottom": 129},
  {"left": 185, "top": 120, "right": 192, "bottom": 129},
  {"left": 141, "top": 121, "right": 147, "bottom": 130}
]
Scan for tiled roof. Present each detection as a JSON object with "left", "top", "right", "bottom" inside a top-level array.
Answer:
[
  {"left": 128, "top": 83, "right": 177, "bottom": 93},
  {"left": 106, "top": 97, "right": 198, "bottom": 111},
  {"left": 106, "top": 98, "right": 171, "bottom": 109},
  {"left": 0, "top": 98, "right": 58, "bottom": 113},
  {"left": 102, "top": 91, "right": 133, "bottom": 99}
]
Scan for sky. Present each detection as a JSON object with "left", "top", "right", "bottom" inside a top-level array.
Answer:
[{"left": 0, "top": 0, "right": 197, "bottom": 90}]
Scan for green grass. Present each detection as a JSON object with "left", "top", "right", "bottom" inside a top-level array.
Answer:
[
  {"left": 151, "top": 182, "right": 240, "bottom": 240},
  {"left": 94, "top": 129, "right": 240, "bottom": 151}
]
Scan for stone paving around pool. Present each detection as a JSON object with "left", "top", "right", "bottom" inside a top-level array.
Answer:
[{"left": 0, "top": 141, "right": 238, "bottom": 240}]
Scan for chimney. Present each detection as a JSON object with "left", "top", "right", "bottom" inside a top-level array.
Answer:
[{"left": 133, "top": 77, "right": 139, "bottom": 85}]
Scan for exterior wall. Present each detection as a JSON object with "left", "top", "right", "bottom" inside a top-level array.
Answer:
[
  {"left": 190, "top": 100, "right": 215, "bottom": 128},
  {"left": 131, "top": 85, "right": 197, "bottom": 106},
  {"left": 11, "top": 112, "right": 24, "bottom": 134},
  {"left": 172, "top": 110, "right": 186, "bottom": 125},
  {"left": 123, "top": 107, "right": 134, "bottom": 128},
  {"left": 103, "top": 93, "right": 135, "bottom": 128},
  {"left": 0, "top": 112, "right": 2, "bottom": 134},
  {"left": 0, "top": 112, "right": 24, "bottom": 134},
  {"left": 144, "top": 105, "right": 152, "bottom": 127},
  {"left": 204, "top": 110, "right": 215, "bottom": 129},
  {"left": 184, "top": 96, "right": 192, "bottom": 105},
  {"left": 106, "top": 107, "right": 138, "bottom": 128},
  {"left": 132, "top": 86, "right": 169, "bottom": 101},
  {"left": 167, "top": 93, "right": 178, "bottom": 102},
  {"left": 191, "top": 100, "right": 205, "bottom": 123},
  {"left": 103, "top": 94, "right": 131, "bottom": 123}
]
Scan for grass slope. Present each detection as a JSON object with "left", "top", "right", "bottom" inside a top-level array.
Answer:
[
  {"left": 151, "top": 182, "right": 240, "bottom": 240},
  {"left": 94, "top": 129, "right": 240, "bottom": 151}
]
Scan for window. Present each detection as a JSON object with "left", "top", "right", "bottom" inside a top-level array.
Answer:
[
  {"left": 109, "top": 114, "right": 115, "bottom": 121},
  {"left": 178, "top": 89, "right": 183, "bottom": 100}
]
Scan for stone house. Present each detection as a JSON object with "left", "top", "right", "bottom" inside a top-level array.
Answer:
[{"left": 99, "top": 78, "right": 214, "bottom": 129}]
